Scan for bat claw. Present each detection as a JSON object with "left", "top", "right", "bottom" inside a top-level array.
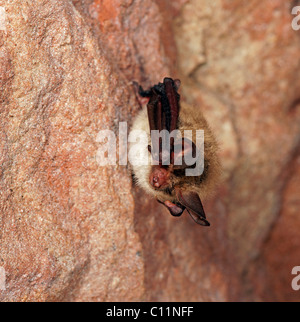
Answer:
[{"left": 132, "top": 81, "right": 151, "bottom": 108}]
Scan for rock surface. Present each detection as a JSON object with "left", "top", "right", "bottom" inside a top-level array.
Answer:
[{"left": 0, "top": 0, "right": 299, "bottom": 302}]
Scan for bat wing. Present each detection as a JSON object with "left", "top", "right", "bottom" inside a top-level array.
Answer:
[
  {"left": 175, "top": 188, "right": 210, "bottom": 227},
  {"left": 140, "top": 78, "right": 198, "bottom": 169},
  {"left": 138, "top": 78, "right": 181, "bottom": 164},
  {"left": 140, "top": 77, "right": 181, "bottom": 133}
]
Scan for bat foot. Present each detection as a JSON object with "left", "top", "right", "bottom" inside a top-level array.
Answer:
[
  {"left": 157, "top": 199, "right": 185, "bottom": 217},
  {"left": 133, "top": 81, "right": 150, "bottom": 108}
]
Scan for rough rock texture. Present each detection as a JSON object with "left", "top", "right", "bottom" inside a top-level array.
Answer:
[
  {"left": 0, "top": 0, "right": 144, "bottom": 302},
  {"left": 0, "top": 0, "right": 299, "bottom": 302},
  {"left": 174, "top": 0, "right": 300, "bottom": 302}
]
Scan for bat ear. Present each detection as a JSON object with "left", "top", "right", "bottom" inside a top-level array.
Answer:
[
  {"left": 175, "top": 188, "right": 210, "bottom": 226},
  {"left": 157, "top": 200, "right": 185, "bottom": 217}
]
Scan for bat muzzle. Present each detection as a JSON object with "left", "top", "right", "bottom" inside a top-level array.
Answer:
[{"left": 150, "top": 166, "right": 170, "bottom": 190}]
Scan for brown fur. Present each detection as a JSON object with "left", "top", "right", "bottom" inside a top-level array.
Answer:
[{"left": 129, "top": 102, "right": 221, "bottom": 202}]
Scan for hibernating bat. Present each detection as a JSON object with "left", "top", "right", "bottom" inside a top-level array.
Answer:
[{"left": 129, "top": 78, "right": 220, "bottom": 226}]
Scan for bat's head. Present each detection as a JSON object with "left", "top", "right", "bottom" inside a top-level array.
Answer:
[{"left": 150, "top": 166, "right": 170, "bottom": 189}]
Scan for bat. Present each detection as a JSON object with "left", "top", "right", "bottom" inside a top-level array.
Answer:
[{"left": 129, "top": 78, "right": 220, "bottom": 226}]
